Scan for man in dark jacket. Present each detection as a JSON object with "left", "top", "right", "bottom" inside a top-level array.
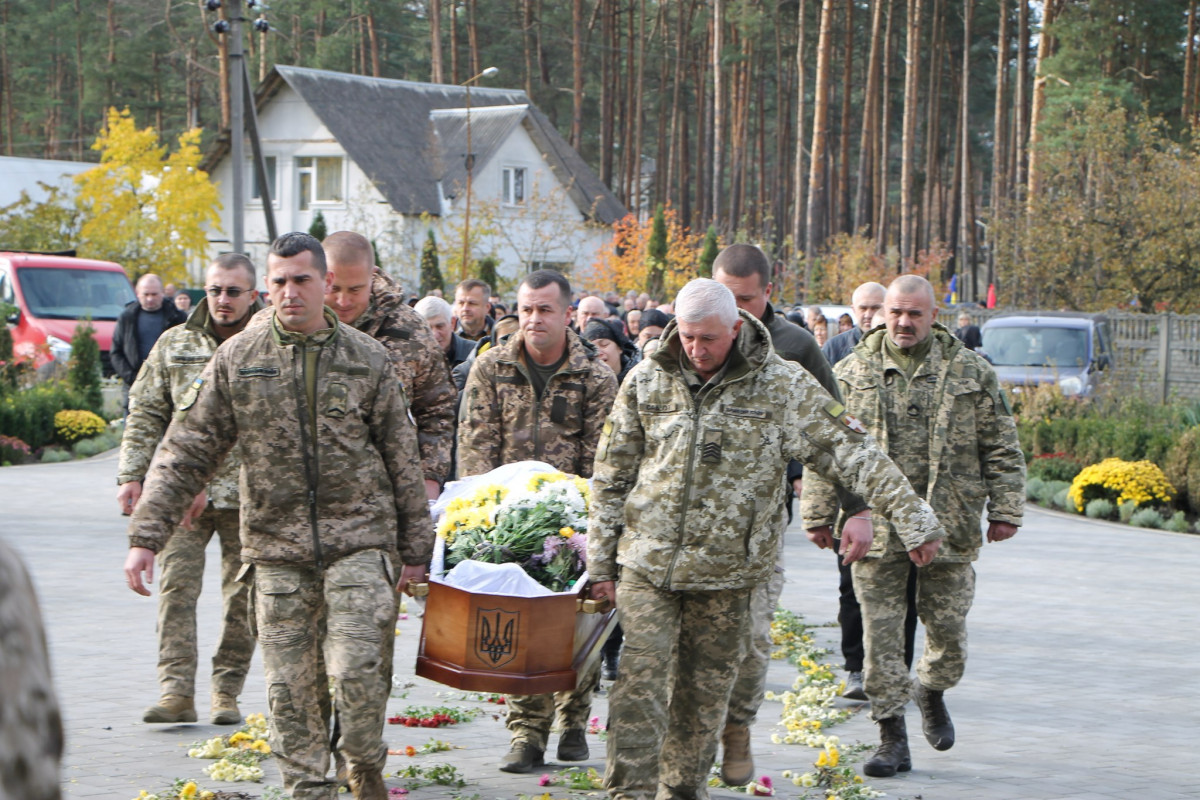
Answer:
[
  {"left": 713, "top": 245, "right": 866, "bottom": 784},
  {"left": 822, "top": 281, "right": 886, "bottom": 367},
  {"left": 110, "top": 273, "right": 187, "bottom": 414}
]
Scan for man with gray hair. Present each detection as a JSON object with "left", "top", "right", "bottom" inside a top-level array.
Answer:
[
  {"left": 575, "top": 295, "right": 609, "bottom": 332},
  {"left": 588, "top": 278, "right": 946, "bottom": 800},
  {"left": 415, "top": 295, "right": 473, "bottom": 372}
]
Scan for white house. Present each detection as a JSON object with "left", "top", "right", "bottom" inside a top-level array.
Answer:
[
  {"left": 0, "top": 155, "right": 93, "bottom": 210},
  {"left": 202, "top": 65, "right": 625, "bottom": 292}
]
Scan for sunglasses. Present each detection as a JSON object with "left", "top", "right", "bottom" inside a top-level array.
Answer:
[{"left": 205, "top": 286, "right": 251, "bottom": 298}]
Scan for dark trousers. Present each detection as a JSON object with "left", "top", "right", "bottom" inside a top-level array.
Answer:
[{"left": 838, "top": 546, "right": 918, "bottom": 672}]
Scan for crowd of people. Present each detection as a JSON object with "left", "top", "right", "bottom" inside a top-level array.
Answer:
[{"left": 89, "top": 232, "right": 1025, "bottom": 800}]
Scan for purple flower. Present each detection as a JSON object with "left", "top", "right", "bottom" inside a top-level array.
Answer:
[{"left": 566, "top": 533, "right": 588, "bottom": 562}]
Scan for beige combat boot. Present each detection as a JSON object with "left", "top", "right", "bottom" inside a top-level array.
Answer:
[
  {"left": 720, "top": 724, "right": 754, "bottom": 786},
  {"left": 210, "top": 692, "right": 241, "bottom": 726},
  {"left": 347, "top": 765, "right": 387, "bottom": 800},
  {"left": 142, "top": 695, "right": 197, "bottom": 724}
]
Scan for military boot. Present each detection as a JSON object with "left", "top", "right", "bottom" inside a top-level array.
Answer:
[
  {"left": 142, "top": 695, "right": 197, "bottom": 724},
  {"left": 843, "top": 671, "right": 867, "bottom": 701},
  {"left": 210, "top": 692, "right": 241, "bottom": 726},
  {"left": 862, "top": 716, "right": 912, "bottom": 778},
  {"left": 557, "top": 728, "right": 589, "bottom": 761},
  {"left": 499, "top": 742, "right": 545, "bottom": 773},
  {"left": 347, "top": 765, "right": 387, "bottom": 800},
  {"left": 719, "top": 724, "right": 754, "bottom": 786},
  {"left": 913, "top": 678, "right": 955, "bottom": 750}
]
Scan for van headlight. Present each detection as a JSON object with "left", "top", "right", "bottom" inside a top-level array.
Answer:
[
  {"left": 1058, "top": 375, "right": 1083, "bottom": 396},
  {"left": 46, "top": 335, "right": 72, "bottom": 363}
]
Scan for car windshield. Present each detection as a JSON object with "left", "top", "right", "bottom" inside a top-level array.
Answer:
[
  {"left": 982, "top": 325, "right": 1088, "bottom": 368},
  {"left": 17, "top": 266, "right": 134, "bottom": 321}
]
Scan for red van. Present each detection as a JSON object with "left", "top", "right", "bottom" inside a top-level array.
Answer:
[{"left": 0, "top": 251, "right": 135, "bottom": 376}]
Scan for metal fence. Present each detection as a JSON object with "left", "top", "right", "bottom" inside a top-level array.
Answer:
[{"left": 964, "top": 309, "right": 1200, "bottom": 404}]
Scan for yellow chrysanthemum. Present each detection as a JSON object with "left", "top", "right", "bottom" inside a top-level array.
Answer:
[{"left": 180, "top": 783, "right": 197, "bottom": 799}]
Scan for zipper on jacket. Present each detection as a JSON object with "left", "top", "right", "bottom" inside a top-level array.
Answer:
[
  {"left": 292, "top": 345, "right": 323, "bottom": 569},
  {"left": 663, "top": 388, "right": 705, "bottom": 588}
]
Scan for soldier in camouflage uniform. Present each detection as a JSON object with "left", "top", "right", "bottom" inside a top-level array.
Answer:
[
  {"left": 117, "top": 254, "right": 262, "bottom": 726},
  {"left": 801, "top": 274, "right": 1025, "bottom": 779},
  {"left": 458, "top": 269, "right": 618, "bottom": 774},
  {"left": 588, "top": 279, "right": 945, "bottom": 800},
  {"left": 0, "top": 536, "right": 63, "bottom": 800},
  {"left": 323, "top": 231, "right": 456, "bottom": 499},
  {"left": 124, "top": 233, "right": 433, "bottom": 800}
]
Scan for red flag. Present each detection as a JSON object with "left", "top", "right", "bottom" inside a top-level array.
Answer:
[{"left": 986, "top": 283, "right": 997, "bottom": 309}]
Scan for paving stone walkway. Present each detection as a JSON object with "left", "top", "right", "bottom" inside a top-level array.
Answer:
[{"left": 3, "top": 450, "right": 1199, "bottom": 799}]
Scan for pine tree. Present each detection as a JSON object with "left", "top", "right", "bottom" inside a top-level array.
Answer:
[
  {"left": 68, "top": 320, "right": 103, "bottom": 415},
  {"left": 645, "top": 204, "right": 668, "bottom": 299},
  {"left": 308, "top": 210, "right": 327, "bottom": 242},
  {"left": 477, "top": 256, "right": 499, "bottom": 295},
  {"left": 419, "top": 229, "right": 444, "bottom": 296},
  {"left": 698, "top": 226, "right": 719, "bottom": 277}
]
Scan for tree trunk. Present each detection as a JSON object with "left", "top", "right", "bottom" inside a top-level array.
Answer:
[
  {"left": 430, "top": 0, "right": 443, "bottom": 83},
  {"left": 836, "top": 0, "right": 854, "bottom": 236},
  {"left": 919, "top": 0, "right": 943, "bottom": 252},
  {"left": 1011, "top": 0, "right": 1028, "bottom": 202},
  {"left": 522, "top": 0, "right": 535, "bottom": 95},
  {"left": 467, "top": 0, "right": 479, "bottom": 80},
  {"left": 712, "top": 0, "right": 725, "bottom": 228},
  {"left": 959, "top": 0, "right": 974, "bottom": 297},
  {"left": 632, "top": 0, "right": 647, "bottom": 215},
  {"left": 366, "top": 8, "right": 380, "bottom": 77},
  {"left": 876, "top": 0, "right": 895, "bottom": 254},
  {"left": 449, "top": 0, "right": 459, "bottom": 84},
  {"left": 992, "top": 0, "right": 1009, "bottom": 220},
  {"left": 805, "top": 0, "right": 834, "bottom": 291},
  {"left": 1027, "top": 0, "right": 1063, "bottom": 212},
  {"left": 599, "top": 0, "right": 614, "bottom": 186},
  {"left": 854, "top": 0, "right": 884, "bottom": 236},
  {"left": 1187, "top": 0, "right": 1197, "bottom": 124},
  {"left": 791, "top": 0, "right": 808, "bottom": 257},
  {"left": 571, "top": 0, "right": 583, "bottom": 149},
  {"left": 899, "top": 0, "right": 922, "bottom": 263}
]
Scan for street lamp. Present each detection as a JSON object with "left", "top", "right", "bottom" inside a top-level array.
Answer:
[{"left": 461, "top": 66, "right": 499, "bottom": 280}]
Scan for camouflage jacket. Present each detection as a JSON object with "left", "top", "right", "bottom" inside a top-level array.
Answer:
[
  {"left": 352, "top": 272, "right": 457, "bottom": 485},
  {"left": 801, "top": 324, "right": 1025, "bottom": 563},
  {"left": 117, "top": 299, "right": 263, "bottom": 508},
  {"left": 457, "top": 327, "right": 618, "bottom": 478},
  {"left": 128, "top": 309, "right": 434, "bottom": 568},
  {"left": 588, "top": 310, "right": 945, "bottom": 592},
  {"left": 0, "top": 537, "right": 63, "bottom": 800}
]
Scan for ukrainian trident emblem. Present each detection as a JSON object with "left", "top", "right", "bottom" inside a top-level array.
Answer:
[{"left": 475, "top": 608, "right": 519, "bottom": 667}]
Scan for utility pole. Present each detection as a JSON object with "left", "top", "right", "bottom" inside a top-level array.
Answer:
[{"left": 460, "top": 66, "right": 498, "bottom": 281}]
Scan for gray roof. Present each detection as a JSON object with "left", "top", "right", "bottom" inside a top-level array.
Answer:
[
  {"left": 0, "top": 156, "right": 92, "bottom": 208},
  {"left": 210, "top": 66, "right": 625, "bottom": 225}
]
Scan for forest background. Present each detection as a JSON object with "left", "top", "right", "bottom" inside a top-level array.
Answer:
[{"left": 4, "top": 0, "right": 1200, "bottom": 310}]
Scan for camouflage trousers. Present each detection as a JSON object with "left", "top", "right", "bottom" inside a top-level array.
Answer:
[
  {"left": 506, "top": 661, "right": 600, "bottom": 751},
  {"left": 853, "top": 547, "right": 976, "bottom": 722},
  {"left": 605, "top": 569, "right": 751, "bottom": 800},
  {"left": 724, "top": 566, "right": 784, "bottom": 728},
  {"left": 157, "top": 506, "right": 254, "bottom": 699},
  {"left": 251, "top": 549, "right": 396, "bottom": 800}
]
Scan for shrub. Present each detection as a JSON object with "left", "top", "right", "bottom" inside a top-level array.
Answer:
[
  {"left": 73, "top": 432, "right": 119, "bottom": 457},
  {"left": 1027, "top": 452, "right": 1083, "bottom": 483},
  {"left": 1033, "top": 479, "right": 1071, "bottom": 507},
  {"left": 1067, "top": 458, "right": 1175, "bottom": 513},
  {"left": 40, "top": 447, "right": 71, "bottom": 463},
  {"left": 1165, "top": 511, "right": 1191, "bottom": 533},
  {"left": 1085, "top": 498, "right": 1115, "bottom": 519},
  {"left": 1025, "top": 476, "right": 1046, "bottom": 502},
  {"left": 1119, "top": 500, "right": 1138, "bottom": 523},
  {"left": 0, "top": 433, "right": 33, "bottom": 465},
  {"left": 1053, "top": 488, "right": 1076, "bottom": 512},
  {"left": 1164, "top": 427, "right": 1200, "bottom": 514},
  {"left": 1129, "top": 507, "right": 1164, "bottom": 529},
  {"left": 68, "top": 320, "right": 103, "bottom": 414},
  {"left": 0, "top": 380, "right": 90, "bottom": 449},
  {"left": 54, "top": 409, "right": 106, "bottom": 443}
]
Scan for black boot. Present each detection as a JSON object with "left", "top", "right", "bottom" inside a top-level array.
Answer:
[
  {"left": 862, "top": 716, "right": 912, "bottom": 778},
  {"left": 912, "top": 678, "right": 955, "bottom": 751}
]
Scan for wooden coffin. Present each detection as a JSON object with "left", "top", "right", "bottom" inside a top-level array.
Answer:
[{"left": 415, "top": 580, "right": 617, "bottom": 695}]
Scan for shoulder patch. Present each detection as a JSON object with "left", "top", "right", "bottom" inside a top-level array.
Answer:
[
  {"left": 178, "top": 378, "right": 204, "bottom": 411},
  {"left": 824, "top": 399, "right": 867, "bottom": 434},
  {"left": 999, "top": 387, "right": 1013, "bottom": 416}
]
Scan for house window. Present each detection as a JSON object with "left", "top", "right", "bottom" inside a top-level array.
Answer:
[
  {"left": 296, "top": 156, "right": 344, "bottom": 209},
  {"left": 502, "top": 166, "right": 527, "bottom": 206},
  {"left": 250, "top": 156, "right": 277, "bottom": 204}
]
